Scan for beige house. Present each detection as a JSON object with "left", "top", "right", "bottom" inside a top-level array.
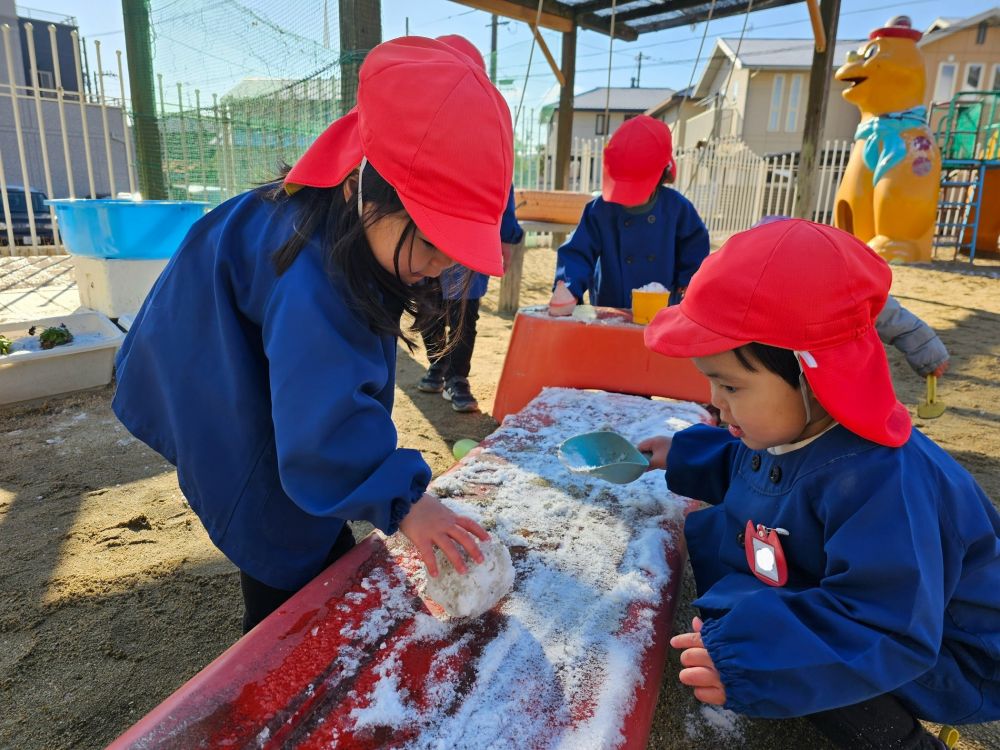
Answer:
[
  {"left": 644, "top": 86, "right": 700, "bottom": 142},
  {"left": 920, "top": 7, "right": 1000, "bottom": 108},
  {"left": 671, "top": 37, "right": 864, "bottom": 155},
  {"left": 541, "top": 86, "right": 673, "bottom": 155}
]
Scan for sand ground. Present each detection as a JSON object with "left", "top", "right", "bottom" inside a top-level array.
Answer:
[{"left": 1, "top": 249, "right": 998, "bottom": 749}]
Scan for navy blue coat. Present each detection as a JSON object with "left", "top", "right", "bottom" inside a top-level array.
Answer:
[
  {"left": 670, "top": 424, "right": 1000, "bottom": 723},
  {"left": 113, "top": 188, "right": 431, "bottom": 590},
  {"left": 554, "top": 186, "right": 709, "bottom": 308}
]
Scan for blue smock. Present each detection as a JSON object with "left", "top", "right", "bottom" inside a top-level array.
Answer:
[
  {"left": 554, "top": 186, "right": 709, "bottom": 307},
  {"left": 113, "top": 188, "right": 431, "bottom": 590},
  {"left": 440, "top": 186, "right": 524, "bottom": 300},
  {"left": 669, "top": 423, "right": 1000, "bottom": 723}
]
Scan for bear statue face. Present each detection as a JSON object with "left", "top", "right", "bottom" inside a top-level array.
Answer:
[{"left": 835, "top": 36, "right": 926, "bottom": 116}]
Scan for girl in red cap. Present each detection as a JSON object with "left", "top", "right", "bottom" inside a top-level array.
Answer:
[
  {"left": 638, "top": 220, "right": 999, "bottom": 749},
  {"left": 112, "top": 37, "right": 514, "bottom": 633},
  {"left": 547, "top": 114, "right": 709, "bottom": 315}
]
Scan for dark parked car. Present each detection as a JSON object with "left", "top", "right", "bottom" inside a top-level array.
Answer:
[{"left": 0, "top": 186, "right": 54, "bottom": 245}]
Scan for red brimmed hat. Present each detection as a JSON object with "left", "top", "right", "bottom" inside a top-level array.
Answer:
[
  {"left": 602, "top": 115, "right": 677, "bottom": 206},
  {"left": 436, "top": 34, "right": 486, "bottom": 71},
  {"left": 644, "top": 220, "right": 911, "bottom": 447},
  {"left": 285, "top": 36, "right": 512, "bottom": 276}
]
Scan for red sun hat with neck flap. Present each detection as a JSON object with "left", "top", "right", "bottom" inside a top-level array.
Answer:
[
  {"left": 644, "top": 219, "right": 912, "bottom": 447},
  {"left": 436, "top": 34, "right": 486, "bottom": 71},
  {"left": 602, "top": 114, "right": 677, "bottom": 206},
  {"left": 284, "top": 36, "right": 513, "bottom": 276}
]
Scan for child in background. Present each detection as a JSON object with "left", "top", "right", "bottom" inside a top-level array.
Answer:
[
  {"left": 755, "top": 215, "right": 949, "bottom": 379},
  {"left": 637, "top": 220, "right": 999, "bottom": 749},
  {"left": 415, "top": 34, "right": 524, "bottom": 413},
  {"left": 113, "top": 38, "right": 513, "bottom": 633},
  {"left": 548, "top": 115, "right": 709, "bottom": 315}
]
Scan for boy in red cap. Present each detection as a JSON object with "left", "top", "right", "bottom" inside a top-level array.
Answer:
[
  {"left": 548, "top": 114, "right": 709, "bottom": 315},
  {"left": 638, "top": 220, "right": 999, "bottom": 749},
  {"left": 113, "top": 37, "right": 513, "bottom": 633}
]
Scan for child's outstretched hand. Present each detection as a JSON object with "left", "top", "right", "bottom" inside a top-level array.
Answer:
[
  {"left": 670, "top": 616, "right": 727, "bottom": 706},
  {"left": 398, "top": 494, "right": 489, "bottom": 578},
  {"left": 636, "top": 435, "right": 671, "bottom": 471}
]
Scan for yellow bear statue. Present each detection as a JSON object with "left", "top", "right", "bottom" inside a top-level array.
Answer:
[{"left": 834, "top": 16, "right": 941, "bottom": 263}]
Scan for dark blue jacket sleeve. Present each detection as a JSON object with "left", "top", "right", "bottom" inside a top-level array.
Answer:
[
  {"left": 554, "top": 200, "right": 601, "bottom": 300},
  {"left": 672, "top": 196, "right": 710, "bottom": 288},
  {"left": 501, "top": 187, "right": 524, "bottom": 245},
  {"left": 700, "top": 468, "right": 953, "bottom": 718},
  {"left": 666, "top": 424, "right": 739, "bottom": 505},
  {"left": 262, "top": 258, "right": 431, "bottom": 536}
]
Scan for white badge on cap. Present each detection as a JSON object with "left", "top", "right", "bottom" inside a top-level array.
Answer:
[{"left": 744, "top": 521, "right": 789, "bottom": 587}]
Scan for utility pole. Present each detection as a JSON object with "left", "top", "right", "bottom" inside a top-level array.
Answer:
[
  {"left": 122, "top": 0, "right": 167, "bottom": 199},
  {"left": 490, "top": 14, "right": 498, "bottom": 83},
  {"left": 636, "top": 52, "right": 642, "bottom": 88},
  {"left": 793, "top": 0, "right": 841, "bottom": 220},
  {"left": 338, "top": 0, "right": 382, "bottom": 111}
]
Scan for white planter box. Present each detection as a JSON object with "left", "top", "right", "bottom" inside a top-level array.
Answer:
[
  {"left": 72, "top": 256, "right": 167, "bottom": 319},
  {"left": 0, "top": 312, "right": 124, "bottom": 406}
]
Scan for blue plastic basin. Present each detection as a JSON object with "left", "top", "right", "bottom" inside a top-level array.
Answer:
[{"left": 47, "top": 199, "right": 209, "bottom": 259}]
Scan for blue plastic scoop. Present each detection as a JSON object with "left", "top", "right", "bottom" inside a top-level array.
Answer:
[{"left": 558, "top": 431, "right": 651, "bottom": 484}]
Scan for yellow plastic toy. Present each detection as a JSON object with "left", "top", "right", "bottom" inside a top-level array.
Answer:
[{"left": 834, "top": 16, "right": 941, "bottom": 263}]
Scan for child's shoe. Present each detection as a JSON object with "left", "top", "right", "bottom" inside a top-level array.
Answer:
[
  {"left": 443, "top": 377, "right": 479, "bottom": 413},
  {"left": 417, "top": 368, "right": 445, "bottom": 393}
]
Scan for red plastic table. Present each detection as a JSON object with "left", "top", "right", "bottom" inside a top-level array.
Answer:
[
  {"left": 107, "top": 388, "right": 711, "bottom": 750},
  {"left": 492, "top": 307, "right": 711, "bottom": 423}
]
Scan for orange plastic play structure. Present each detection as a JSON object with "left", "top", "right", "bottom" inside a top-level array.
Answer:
[
  {"left": 492, "top": 307, "right": 711, "bottom": 422},
  {"left": 833, "top": 17, "right": 941, "bottom": 263}
]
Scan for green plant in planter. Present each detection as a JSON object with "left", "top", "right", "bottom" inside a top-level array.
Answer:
[
  {"left": 29, "top": 324, "right": 74, "bottom": 350},
  {"left": 0, "top": 335, "right": 11, "bottom": 355}
]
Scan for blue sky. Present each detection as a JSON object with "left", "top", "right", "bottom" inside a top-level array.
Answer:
[{"left": 26, "top": 0, "right": 999, "bottom": 137}]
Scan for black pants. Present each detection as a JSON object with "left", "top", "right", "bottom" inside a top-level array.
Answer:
[
  {"left": 421, "top": 291, "right": 480, "bottom": 381},
  {"left": 807, "top": 692, "right": 943, "bottom": 749},
  {"left": 239, "top": 524, "right": 356, "bottom": 634}
]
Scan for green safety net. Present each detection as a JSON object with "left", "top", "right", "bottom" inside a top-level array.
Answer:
[{"left": 145, "top": 0, "right": 378, "bottom": 203}]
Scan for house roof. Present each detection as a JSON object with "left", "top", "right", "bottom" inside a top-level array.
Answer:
[
  {"left": 692, "top": 38, "right": 866, "bottom": 98},
  {"left": 222, "top": 77, "right": 337, "bottom": 101},
  {"left": 919, "top": 6, "right": 1000, "bottom": 46},
  {"left": 644, "top": 86, "right": 695, "bottom": 118},
  {"left": 541, "top": 86, "right": 674, "bottom": 123}
]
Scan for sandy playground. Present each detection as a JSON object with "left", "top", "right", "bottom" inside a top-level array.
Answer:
[{"left": 1, "top": 248, "right": 999, "bottom": 749}]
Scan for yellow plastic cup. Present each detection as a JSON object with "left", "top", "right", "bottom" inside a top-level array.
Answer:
[{"left": 631, "top": 290, "right": 670, "bottom": 324}]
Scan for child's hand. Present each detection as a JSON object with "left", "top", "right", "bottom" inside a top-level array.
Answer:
[
  {"left": 931, "top": 360, "right": 950, "bottom": 378},
  {"left": 637, "top": 435, "right": 671, "bottom": 471},
  {"left": 501, "top": 243, "right": 516, "bottom": 271},
  {"left": 670, "top": 617, "right": 727, "bottom": 706},
  {"left": 548, "top": 280, "right": 577, "bottom": 317},
  {"left": 398, "top": 494, "right": 489, "bottom": 577}
]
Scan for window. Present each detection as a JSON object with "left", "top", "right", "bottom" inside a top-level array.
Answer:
[
  {"left": 976, "top": 21, "right": 987, "bottom": 45},
  {"left": 933, "top": 62, "right": 957, "bottom": 102},
  {"left": 785, "top": 74, "right": 803, "bottom": 131},
  {"left": 768, "top": 74, "right": 785, "bottom": 132},
  {"left": 993, "top": 64, "right": 1000, "bottom": 92},
  {"left": 36, "top": 70, "right": 54, "bottom": 90},
  {"left": 595, "top": 113, "right": 607, "bottom": 135},
  {"left": 965, "top": 63, "right": 984, "bottom": 90}
]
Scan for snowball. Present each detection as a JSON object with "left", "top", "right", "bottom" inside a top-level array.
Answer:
[
  {"left": 634, "top": 282, "right": 668, "bottom": 293},
  {"left": 424, "top": 539, "right": 515, "bottom": 619}
]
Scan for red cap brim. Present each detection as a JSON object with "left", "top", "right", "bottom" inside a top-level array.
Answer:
[
  {"left": 401, "top": 193, "right": 504, "bottom": 277},
  {"left": 800, "top": 327, "right": 911, "bottom": 447},
  {"left": 602, "top": 174, "right": 660, "bottom": 205},
  {"left": 644, "top": 303, "right": 751, "bottom": 357}
]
